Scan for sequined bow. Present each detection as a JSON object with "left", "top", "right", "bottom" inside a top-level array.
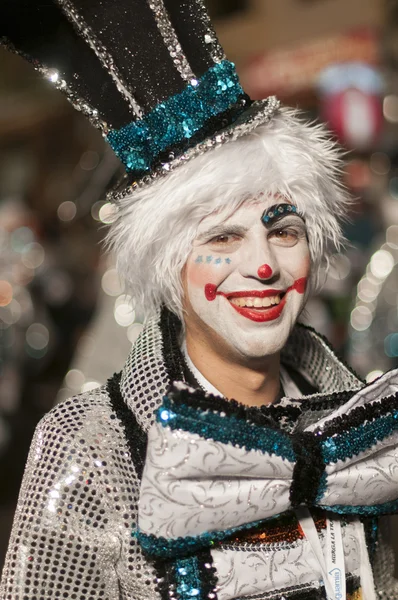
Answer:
[{"left": 137, "top": 370, "right": 398, "bottom": 558}]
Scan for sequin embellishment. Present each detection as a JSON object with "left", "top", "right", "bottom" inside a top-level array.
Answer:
[
  {"left": 261, "top": 203, "right": 302, "bottom": 224},
  {"left": 157, "top": 394, "right": 295, "bottom": 461},
  {"left": 107, "top": 60, "right": 246, "bottom": 174}
]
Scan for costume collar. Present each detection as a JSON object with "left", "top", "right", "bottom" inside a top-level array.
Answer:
[{"left": 120, "top": 308, "right": 364, "bottom": 432}]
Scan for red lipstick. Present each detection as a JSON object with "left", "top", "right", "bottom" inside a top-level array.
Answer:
[
  {"left": 205, "top": 277, "right": 307, "bottom": 322},
  {"left": 230, "top": 298, "right": 286, "bottom": 322}
]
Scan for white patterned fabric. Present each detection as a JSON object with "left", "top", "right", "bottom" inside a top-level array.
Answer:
[
  {"left": 212, "top": 522, "right": 361, "bottom": 600},
  {"left": 140, "top": 423, "right": 294, "bottom": 539},
  {"left": 139, "top": 371, "right": 398, "bottom": 542}
]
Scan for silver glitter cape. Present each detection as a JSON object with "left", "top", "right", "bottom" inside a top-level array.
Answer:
[
  {"left": 2, "top": 0, "right": 279, "bottom": 197},
  {"left": 1, "top": 312, "right": 398, "bottom": 599}
]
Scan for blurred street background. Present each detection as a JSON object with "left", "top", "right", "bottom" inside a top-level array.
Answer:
[{"left": 1, "top": 0, "right": 398, "bottom": 568}]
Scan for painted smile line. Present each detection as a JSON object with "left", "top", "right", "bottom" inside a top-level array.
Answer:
[{"left": 207, "top": 278, "right": 307, "bottom": 323}]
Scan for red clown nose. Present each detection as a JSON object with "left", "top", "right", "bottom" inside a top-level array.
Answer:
[{"left": 257, "top": 264, "right": 273, "bottom": 279}]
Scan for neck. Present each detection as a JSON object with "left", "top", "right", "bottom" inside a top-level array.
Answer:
[{"left": 184, "top": 329, "right": 280, "bottom": 407}]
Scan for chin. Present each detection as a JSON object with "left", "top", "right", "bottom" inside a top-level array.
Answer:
[
  {"left": 224, "top": 299, "right": 304, "bottom": 360},
  {"left": 231, "top": 337, "right": 287, "bottom": 360}
]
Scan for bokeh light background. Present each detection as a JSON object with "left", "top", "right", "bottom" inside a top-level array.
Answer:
[{"left": 1, "top": 0, "right": 398, "bottom": 568}]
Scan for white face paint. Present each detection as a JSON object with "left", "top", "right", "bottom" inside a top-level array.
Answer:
[{"left": 183, "top": 200, "right": 311, "bottom": 359}]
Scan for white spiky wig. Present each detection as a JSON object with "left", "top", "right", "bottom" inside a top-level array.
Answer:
[{"left": 106, "top": 107, "right": 350, "bottom": 321}]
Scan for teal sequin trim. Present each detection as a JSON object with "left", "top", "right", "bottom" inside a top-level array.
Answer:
[
  {"left": 136, "top": 513, "right": 285, "bottom": 558},
  {"left": 106, "top": 60, "right": 244, "bottom": 173},
  {"left": 321, "top": 410, "right": 398, "bottom": 464},
  {"left": 175, "top": 557, "right": 201, "bottom": 599},
  {"left": 157, "top": 396, "right": 295, "bottom": 462},
  {"left": 319, "top": 497, "right": 398, "bottom": 516}
]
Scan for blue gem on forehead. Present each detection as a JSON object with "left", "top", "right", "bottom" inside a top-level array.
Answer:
[{"left": 261, "top": 203, "right": 298, "bottom": 224}]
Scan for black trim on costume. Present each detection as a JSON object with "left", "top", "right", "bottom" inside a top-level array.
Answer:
[
  {"left": 317, "top": 391, "right": 398, "bottom": 441},
  {"left": 285, "top": 588, "right": 325, "bottom": 600},
  {"left": 106, "top": 371, "right": 148, "bottom": 480},
  {"left": 300, "top": 389, "right": 357, "bottom": 413},
  {"left": 197, "top": 549, "right": 218, "bottom": 600},
  {"left": 153, "top": 558, "right": 177, "bottom": 600},
  {"left": 290, "top": 432, "right": 324, "bottom": 507},
  {"left": 160, "top": 307, "right": 186, "bottom": 384}
]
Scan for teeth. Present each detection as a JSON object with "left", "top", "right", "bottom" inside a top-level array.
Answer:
[{"left": 230, "top": 295, "right": 281, "bottom": 308}]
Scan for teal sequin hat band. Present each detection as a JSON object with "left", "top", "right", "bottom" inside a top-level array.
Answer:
[
  {"left": 106, "top": 60, "right": 249, "bottom": 178},
  {"left": 112, "top": 95, "right": 280, "bottom": 200}
]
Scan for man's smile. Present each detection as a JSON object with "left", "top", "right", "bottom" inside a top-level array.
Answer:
[
  {"left": 223, "top": 289, "right": 284, "bottom": 309},
  {"left": 209, "top": 278, "right": 307, "bottom": 322}
]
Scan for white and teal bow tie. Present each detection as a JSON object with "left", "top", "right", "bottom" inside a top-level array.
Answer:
[{"left": 137, "top": 370, "right": 398, "bottom": 559}]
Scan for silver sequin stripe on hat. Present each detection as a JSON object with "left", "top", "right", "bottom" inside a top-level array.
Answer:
[
  {"left": 0, "top": 38, "right": 109, "bottom": 133},
  {"left": 111, "top": 96, "right": 281, "bottom": 203},
  {"left": 56, "top": 0, "right": 144, "bottom": 119},
  {"left": 151, "top": 0, "right": 226, "bottom": 70},
  {"left": 149, "top": 0, "right": 195, "bottom": 81},
  {"left": 193, "top": 0, "right": 226, "bottom": 63}
]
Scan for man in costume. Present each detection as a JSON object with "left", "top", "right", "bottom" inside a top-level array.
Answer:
[{"left": 2, "top": 1, "right": 398, "bottom": 599}]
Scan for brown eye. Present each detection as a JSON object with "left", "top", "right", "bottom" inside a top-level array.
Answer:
[
  {"left": 210, "top": 234, "right": 240, "bottom": 244},
  {"left": 269, "top": 228, "right": 299, "bottom": 247},
  {"left": 205, "top": 232, "right": 242, "bottom": 254}
]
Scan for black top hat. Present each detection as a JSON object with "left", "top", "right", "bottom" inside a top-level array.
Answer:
[{"left": 2, "top": 0, "right": 279, "bottom": 198}]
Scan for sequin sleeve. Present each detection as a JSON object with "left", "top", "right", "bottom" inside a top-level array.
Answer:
[
  {"left": 0, "top": 391, "right": 126, "bottom": 599},
  {"left": 373, "top": 515, "right": 398, "bottom": 597}
]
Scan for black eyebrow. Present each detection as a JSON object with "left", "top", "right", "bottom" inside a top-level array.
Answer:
[
  {"left": 261, "top": 203, "right": 305, "bottom": 229},
  {"left": 196, "top": 224, "right": 249, "bottom": 241}
]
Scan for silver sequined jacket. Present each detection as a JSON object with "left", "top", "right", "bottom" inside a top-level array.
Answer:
[{"left": 1, "top": 312, "right": 398, "bottom": 600}]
